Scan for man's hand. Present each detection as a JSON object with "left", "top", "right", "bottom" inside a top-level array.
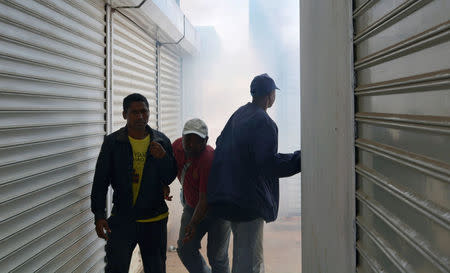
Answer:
[
  {"left": 95, "top": 219, "right": 111, "bottom": 241},
  {"left": 183, "top": 223, "right": 196, "bottom": 243},
  {"left": 149, "top": 141, "right": 166, "bottom": 159},
  {"left": 183, "top": 193, "right": 207, "bottom": 244},
  {"left": 163, "top": 185, "right": 173, "bottom": 201}
]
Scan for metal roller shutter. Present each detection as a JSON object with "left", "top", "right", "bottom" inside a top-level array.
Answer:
[
  {"left": 158, "top": 46, "right": 182, "bottom": 141},
  {"left": 0, "top": 0, "right": 106, "bottom": 272},
  {"left": 111, "top": 11, "right": 158, "bottom": 131},
  {"left": 353, "top": 1, "right": 450, "bottom": 272}
]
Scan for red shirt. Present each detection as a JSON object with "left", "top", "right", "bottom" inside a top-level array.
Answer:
[{"left": 172, "top": 138, "right": 214, "bottom": 208}]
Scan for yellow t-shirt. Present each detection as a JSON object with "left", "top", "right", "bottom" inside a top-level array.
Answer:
[
  {"left": 129, "top": 135, "right": 150, "bottom": 205},
  {"left": 128, "top": 135, "right": 168, "bottom": 222}
]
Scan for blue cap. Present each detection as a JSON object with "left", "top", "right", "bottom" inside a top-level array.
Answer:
[{"left": 250, "top": 73, "right": 279, "bottom": 97}]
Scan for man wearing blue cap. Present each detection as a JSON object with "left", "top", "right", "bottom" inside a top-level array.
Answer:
[{"left": 207, "top": 73, "right": 301, "bottom": 273}]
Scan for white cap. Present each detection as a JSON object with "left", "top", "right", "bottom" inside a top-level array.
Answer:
[{"left": 182, "top": 118, "right": 208, "bottom": 139}]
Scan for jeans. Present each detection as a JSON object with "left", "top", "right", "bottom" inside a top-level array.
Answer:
[
  {"left": 231, "top": 218, "right": 265, "bottom": 273},
  {"left": 177, "top": 206, "right": 231, "bottom": 273},
  {"left": 105, "top": 216, "right": 167, "bottom": 273}
]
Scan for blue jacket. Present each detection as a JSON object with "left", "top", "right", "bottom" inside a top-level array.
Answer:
[{"left": 207, "top": 103, "right": 301, "bottom": 222}]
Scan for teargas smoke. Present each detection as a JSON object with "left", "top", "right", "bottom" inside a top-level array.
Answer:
[{"left": 164, "top": 1, "right": 302, "bottom": 273}]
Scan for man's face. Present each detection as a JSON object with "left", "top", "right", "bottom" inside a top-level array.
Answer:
[
  {"left": 123, "top": 101, "right": 149, "bottom": 130},
  {"left": 182, "top": 133, "right": 207, "bottom": 158},
  {"left": 267, "top": 90, "right": 276, "bottom": 108}
]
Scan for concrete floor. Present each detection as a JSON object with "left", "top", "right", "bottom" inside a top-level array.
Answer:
[{"left": 166, "top": 217, "right": 302, "bottom": 273}]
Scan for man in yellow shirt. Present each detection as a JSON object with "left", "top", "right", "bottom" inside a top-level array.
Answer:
[{"left": 91, "top": 93, "right": 177, "bottom": 273}]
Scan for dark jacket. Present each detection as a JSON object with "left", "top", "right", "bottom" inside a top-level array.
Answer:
[
  {"left": 207, "top": 103, "right": 301, "bottom": 222},
  {"left": 91, "top": 125, "right": 177, "bottom": 222}
]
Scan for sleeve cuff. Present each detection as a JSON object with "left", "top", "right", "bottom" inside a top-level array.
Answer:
[{"left": 94, "top": 211, "right": 106, "bottom": 221}]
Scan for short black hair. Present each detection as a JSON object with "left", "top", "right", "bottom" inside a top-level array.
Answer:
[
  {"left": 251, "top": 91, "right": 272, "bottom": 102},
  {"left": 123, "top": 93, "right": 149, "bottom": 113}
]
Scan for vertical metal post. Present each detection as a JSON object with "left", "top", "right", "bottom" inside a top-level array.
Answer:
[
  {"left": 106, "top": 5, "right": 113, "bottom": 135},
  {"left": 105, "top": 3, "right": 113, "bottom": 217},
  {"left": 156, "top": 41, "right": 162, "bottom": 131},
  {"left": 180, "top": 57, "right": 184, "bottom": 130}
]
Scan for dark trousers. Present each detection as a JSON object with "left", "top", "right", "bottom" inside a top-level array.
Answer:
[
  {"left": 105, "top": 216, "right": 167, "bottom": 273},
  {"left": 177, "top": 205, "right": 231, "bottom": 273}
]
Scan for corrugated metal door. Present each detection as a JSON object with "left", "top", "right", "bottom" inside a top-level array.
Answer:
[
  {"left": 158, "top": 46, "right": 182, "bottom": 141},
  {"left": 0, "top": 0, "right": 107, "bottom": 272},
  {"left": 111, "top": 11, "right": 158, "bottom": 131},
  {"left": 353, "top": 1, "right": 450, "bottom": 272}
]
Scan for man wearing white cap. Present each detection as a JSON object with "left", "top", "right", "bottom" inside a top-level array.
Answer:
[{"left": 172, "top": 118, "right": 231, "bottom": 273}]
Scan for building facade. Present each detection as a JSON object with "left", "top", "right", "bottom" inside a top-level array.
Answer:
[{"left": 0, "top": 1, "right": 198, "bottom": 272}]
